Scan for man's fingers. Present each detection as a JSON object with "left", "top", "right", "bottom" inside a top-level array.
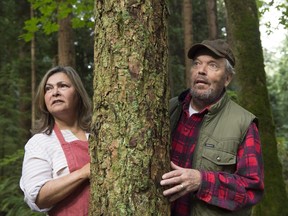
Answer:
[
  {"left": 161, "top": 170, "right": 181, "bottom": 180},
  {"left": 163, "top": 183, "right": 185, "bottom": 196},
  {"left": 170, "top": 161, "right": 182, "bottom": 170}
]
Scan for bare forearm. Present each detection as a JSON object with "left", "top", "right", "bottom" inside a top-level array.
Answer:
[{"left": 36, "top": 164, "right": 90, "bottom": 209}]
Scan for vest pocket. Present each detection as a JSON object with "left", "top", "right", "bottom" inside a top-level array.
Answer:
[{"left": 201, "top": 147, "right": 236, "bottom": 172}]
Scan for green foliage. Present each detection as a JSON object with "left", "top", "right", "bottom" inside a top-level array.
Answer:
[
  {"left": 0, "top": 0, "right": 93, "bottom": 213},
  {"left": 21, "top": 0, "right": 94, "bottom": 42},
  {"left": 276, "top": 1, "right": 288, "bottom": 28},
  {"left": 0, "top": 0, "right": 31, "bottom": 158},
  {"left": 277, "top": 137, "right": 288, "bottom": 194},
  {"left": 167, "top": 0, "right": 186, "bottom": 97},
  {"left": 192, "top": 0, "right": 208, "bottom": 42},
  {"left": 217, "top": 0, "right": 229, "bottom": 36},
  {"left": 0, "top": 150, "right": 43, "bottom": 216},
  {"left": 266, "top": 36, "right": 288, "bottom": 138},
  {"left": 266, "top": 36, "right": 288, "bottom": 198},
  {"left": 258, "top": 0, "right": 288, "bottom": 35}
]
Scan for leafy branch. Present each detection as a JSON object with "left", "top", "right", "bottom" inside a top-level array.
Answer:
[{"left": 21, "top": 0, "right": 94, "bottom": 42}]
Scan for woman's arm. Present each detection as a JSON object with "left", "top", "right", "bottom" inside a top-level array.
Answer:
[{"left": 36, "top": 163, "right": 90, "bottom": 209}]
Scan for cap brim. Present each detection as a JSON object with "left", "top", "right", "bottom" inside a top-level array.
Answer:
[{"left": 187, "top": 44, "right": 225, "bottom": 59}]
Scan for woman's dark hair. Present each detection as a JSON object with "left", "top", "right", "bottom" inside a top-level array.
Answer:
[{"left": 32, "top": 66, "right": 92, "bottom": 135}]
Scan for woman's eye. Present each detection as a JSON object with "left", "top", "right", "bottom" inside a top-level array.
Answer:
[
  {"left": 60, "top": 84, "right": 69, "bottom": 89},
  {"left": 45, "top": 86, "right": 52, "bottom": 92}
]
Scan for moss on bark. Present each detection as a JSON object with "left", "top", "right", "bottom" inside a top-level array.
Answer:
[{"left": 89, "top": 0, "right": 170, "bottom": 215}]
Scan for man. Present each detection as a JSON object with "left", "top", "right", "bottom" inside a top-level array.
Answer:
[{"left": 160, "top": 39, "right": 264, "bottom": 216}]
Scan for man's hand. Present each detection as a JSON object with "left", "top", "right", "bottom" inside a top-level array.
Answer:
[{"left": 160, "top": 161, "right": 201, "bottom": 202}]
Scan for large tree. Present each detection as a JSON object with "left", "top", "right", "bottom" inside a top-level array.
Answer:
[
  {"left": 90, "top": 0, "right": 170, "bottom": 215},
  {"left": 224, "top": 0, "right": 288, "bottom": 215}
]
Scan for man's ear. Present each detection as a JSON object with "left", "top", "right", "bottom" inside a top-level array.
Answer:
[{"left": 224, "top": 73, "right": 233, "bottom": 87}]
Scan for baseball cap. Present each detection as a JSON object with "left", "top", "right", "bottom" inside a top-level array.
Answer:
[{"left": 187, "top": 39, "right": 235, "bottom": 67}]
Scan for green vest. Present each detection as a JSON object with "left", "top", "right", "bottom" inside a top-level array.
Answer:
[{"left": 169, "top": 90, "right": 257, "bottom": 216}]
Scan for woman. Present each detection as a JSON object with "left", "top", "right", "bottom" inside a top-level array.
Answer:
[{"left": 20, "top": 66, "right": 92, "bottom": 215}]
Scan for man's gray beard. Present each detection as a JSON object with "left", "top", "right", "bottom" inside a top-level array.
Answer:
[{"left": 190, "top": 88, "right": 218, "bottom": 105}]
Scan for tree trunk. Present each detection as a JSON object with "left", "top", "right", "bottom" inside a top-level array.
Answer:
[
  {"left": 90, "top": 0, "right": 170, "bottom": 215},
  {"left": 224, "top": 0, "right": 288, "bottom": 215},
  {"left": 58, "top": 14, "right": 75, "bottom": 68},
  {"left": 205, "top": 0, "right": 218, "bottom": 39},
  {"left": 18, "top": 0, "right": 31, "bottom": 142},
  {"left": 31, "top": 4, "right": 36, "bottom": 130},
  {"left": 182, "top": 0, "right": 193, "bottom": 88}
]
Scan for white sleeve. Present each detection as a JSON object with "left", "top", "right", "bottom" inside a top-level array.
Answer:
[{"left": 20, "top": 136, "right": 53, "bottom": 212}]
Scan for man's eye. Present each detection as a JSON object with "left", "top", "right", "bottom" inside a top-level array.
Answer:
[
  {"left": 208, "top": 63, "right": 219, "bottom": 70},
  {"left": 192, "top": 61, "right": 201, "bottom": 67}
]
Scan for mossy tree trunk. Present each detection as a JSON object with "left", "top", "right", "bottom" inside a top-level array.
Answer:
[
  {"left": 224, "top": 0, "right": 288, "bottom": 215},
  {"left": 89, "top": 0, "right": 170, "bottom": 215}
]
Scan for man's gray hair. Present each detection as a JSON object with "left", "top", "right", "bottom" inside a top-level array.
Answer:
[{"left": 226, "top": 59, "right": 235, "bottom": 75}]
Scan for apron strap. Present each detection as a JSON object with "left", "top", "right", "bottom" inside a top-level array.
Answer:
[{"left": 53, "top": 123, "right": 67, "bottom": 144}]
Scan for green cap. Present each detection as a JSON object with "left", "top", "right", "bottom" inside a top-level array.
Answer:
[{"left": 188, "top": 39, "right": 235, "bottom": 67}]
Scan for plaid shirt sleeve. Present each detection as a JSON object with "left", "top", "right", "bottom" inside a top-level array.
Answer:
[{"left": 196, "top": 122, "right": 264, "bottom": 211}]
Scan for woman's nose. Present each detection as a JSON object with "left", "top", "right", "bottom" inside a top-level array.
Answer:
[{"left": 52, "top": 87, "right": 60, "bottom": 96}]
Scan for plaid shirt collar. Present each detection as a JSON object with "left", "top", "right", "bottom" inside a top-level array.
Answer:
[{"left": 180, "top": 89, "right": 226, "bottom": 116}]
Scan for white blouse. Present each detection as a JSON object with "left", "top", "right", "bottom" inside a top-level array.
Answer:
[{"left": 20, "top": 130, "right": 89, "bottom": 212}]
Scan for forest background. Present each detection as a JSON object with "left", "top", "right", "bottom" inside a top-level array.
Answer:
[{"left": 0, "top": 0, "right": 288, "bottom": 215}]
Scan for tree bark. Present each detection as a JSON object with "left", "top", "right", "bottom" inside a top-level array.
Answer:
[
  {"left": 205, "top": 0, "right": 218, "bottom": 39},
  {"left": 224, "top": 0, "right": 288, "bottom": 215},
  {"left": 182, "top": 0, "right": 193, "bottom": 88},
  {"left": 90, "top": 0, "right": 170, "bottom": 215},
  {"left": 31, "top": 4, "right": 36, "bottom": 130},
  {"left": 58, "top": 14, "right": 75, "bottom": 68}
]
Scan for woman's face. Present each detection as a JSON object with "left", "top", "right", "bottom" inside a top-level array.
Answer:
[{"left": 44, "top": 72, "right": 79, "bottom": 120}]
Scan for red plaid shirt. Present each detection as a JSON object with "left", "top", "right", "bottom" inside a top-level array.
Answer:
[{"left": 170, "top": 93, "right": 264, "bottom": 215}]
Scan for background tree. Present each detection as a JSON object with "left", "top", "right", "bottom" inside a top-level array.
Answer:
[
  {"left": 58, "top": 13, "right": 75, "bottom": 67},
  {"left": 31, "top": 4, "right": 36, "bottom": 130},
  {"left": 167, "top": 0, "right": 186, "bottom": 97},
  {"left": 89, "top": 0, "right": 170, "bottom": 214},
  {"left": 182, "top": 0, "right": 193, "bottom": 88},
  {"left": 224, "top": 0, "right": 288, "bottom": 215},
  {"left": 205, "top": 0, "right": 218, "bottom": 39}
]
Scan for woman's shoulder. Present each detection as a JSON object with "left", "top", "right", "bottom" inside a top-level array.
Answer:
[
  {"left": 29, "top": 131, "right": 55, "bottom": 140},
  {"left": 25, "top": 131, "right": 58, "bottom": 150}
]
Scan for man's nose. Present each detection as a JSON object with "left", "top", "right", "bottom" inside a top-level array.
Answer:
[{"left": 197, "top": 66, "right": 207, "bottom": 75}]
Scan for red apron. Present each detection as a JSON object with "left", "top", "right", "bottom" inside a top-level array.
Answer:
[{"left": 49, "top": 124, "right": 90, "bottom": 216}]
